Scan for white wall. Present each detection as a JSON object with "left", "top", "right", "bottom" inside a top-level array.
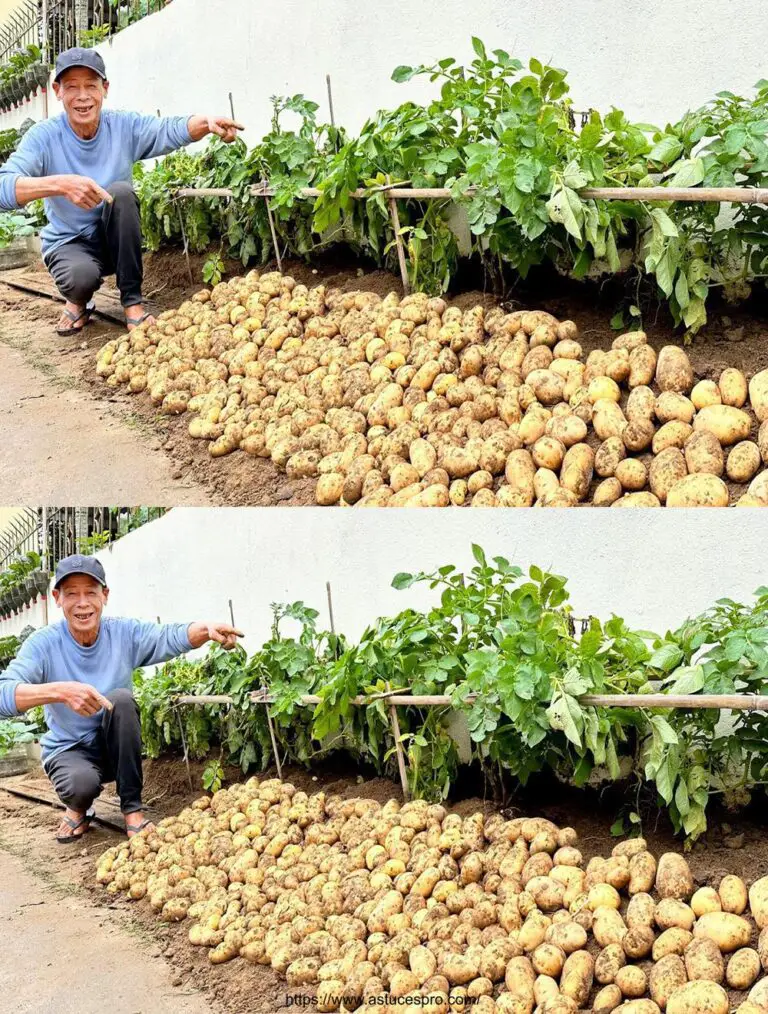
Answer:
[
  {"left": 93, "top": 0, "right": 767, "bottom": 142},
  {"left": 14, "top": 507, "right": 760, "bottom": 652},
  {"left": 0, "top": 594, "right": 48, "bottom": 637}
]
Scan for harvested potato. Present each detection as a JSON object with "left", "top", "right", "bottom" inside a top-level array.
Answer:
[
  {"left": 720, "top": 368, "right": 748, "bottom": 408},
  {"left": 655, "top": 347, "right": 694, "bottom": 394},
  {"left": 615, "top": 458, "right": 647, "bottom": 491},
  {"left": 684, "top": 936, "right": 724, "bottom": 982},
  {"left": 693, "top": 405, "right": 752, "bottom": 445},
  {"left": 684, "top": 431, "right": 724, "bottom": 476},
  {"left": 719, "top": 875, "right": 748, "bottom": 915},
  {"left": 693, "top": 911, "right": 751, "bottom": 952},
  {"left": 691, "top": 887, "right": 721, "bottom": 917},
  {"left": 749, "top": 368, "right": 768, "bottom": 421},
  {"left": 649, "top": 953, "right": 687, "bottom": 1010},
  {"left": 666, "top": 980, "right": 728, "bottom": 1014},
  {"left": 652, "top": 928, "right": 693, "bottom": 962},
  {"left": 726, "top": 948, "right": 761, "bottom": 990},
  {"left": 691, "top": 380, "right": 721, "bottom": 410},
  {"left": 655, "top": 854, "right": 694, "bottom": 900},
  {"left": 649, "top": 448, "right": 687, "bottom": 504},
  {"left": 593, "top": 477, "right": 623, "bottom": 506},
  {"left": 615, "top": 965, "right": 647, "bottom": 998},
  {"left": 666, "top": 474, "right": 729, "bottom": 507}
]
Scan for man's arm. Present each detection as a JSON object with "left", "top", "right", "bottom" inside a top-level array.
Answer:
[
  {"left": 130, "top": 619, "right": 242, "bottom": 668},
  {"left": 131, "top": 112, "right": 243, "bottom": 161},
  {"left": 0, "top": 122, "right": 111, "bottom": 210},
  {"left": 0, "top": 637, "right": 110, "bottom": 718}
]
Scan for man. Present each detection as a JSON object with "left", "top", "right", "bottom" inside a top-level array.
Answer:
[
  {"left": 0, "top": 47, "right": 242, "bottom": 336},
  {"left": 0, "top": 554, "right": 242, "bottom": 842}
]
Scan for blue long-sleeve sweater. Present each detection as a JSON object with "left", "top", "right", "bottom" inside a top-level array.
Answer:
[
  {"left": 0, "top": 617, "right": 192, "bottom": 764},
  {"left": 0, "top": 109, "right": 192, "bottom": 255}
]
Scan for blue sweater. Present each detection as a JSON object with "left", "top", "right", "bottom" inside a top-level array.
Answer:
[
  {"left": 0, "top": 109, "right": 192, "bottom": 255},
  {"left": 0, "top": 617, "right": 192, "bottom": 763}
]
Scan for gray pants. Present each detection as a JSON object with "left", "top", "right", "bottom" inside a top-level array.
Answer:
[
  {"left": 45, "top": 180, "right": 144, "bottom": 309},
  {"left": 44, "top": 688, "right": 144, "bottom": 814}
]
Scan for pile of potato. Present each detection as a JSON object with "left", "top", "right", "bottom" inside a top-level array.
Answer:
[
  {"left": 95, "top": 271, "right": 768, "bottom": 506},
  {"left": 97, "top": 778, "right": 768, "bottom": 1013}
]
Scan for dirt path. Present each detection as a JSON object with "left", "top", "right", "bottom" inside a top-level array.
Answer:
[
  {"left": 0, "top": 824, "right": 213, "bottom": 1014},
  {"left": 0, "top": 285, "right": 210, "bottom": 505}
]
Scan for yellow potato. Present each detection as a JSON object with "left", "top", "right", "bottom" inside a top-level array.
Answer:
[
  {"left": 719, "top": 875, "right": 748, "bottom": 915},
  {"left": 727, "top": 441, "right": 761, "bottom": 483},
  {"left": 649, "top": 954, "right": 687, "bottom": 1010},
  {"left": 691, "top": 380, "right": 721, "bottom": 410},
  {"left": 726, "top": 948, "right": 761, "bottom": 990},
  {"left": 666, "top": 474, "right": 729, "bottom": 507},
  {"left": 693, "top": 911, "right": 752, "bottom": 952},
  {"left": 684, "top": 430, "right": 724, "bottom": 476},
  {"left": 666, "top": 980, "right": 728, "bottom": 1014},
  {"left": 720, "top": 367, "right": 748, "bottom": 407},
  {"left": 693, "top": 405, "right": 752, "bottom": 445},
  {"left": 593, "top": 477, "right": 623, "bottom": 506},
  {"left": 655, "top": 346, "right": 694, "bottom": 394}
]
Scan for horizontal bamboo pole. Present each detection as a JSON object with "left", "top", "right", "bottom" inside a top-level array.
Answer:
[
  {"left": 176, "top": 185, "right": 768, "bottom": 205},
  {"left": 176, "top": 691, "right": 768, "bottom": 711}
]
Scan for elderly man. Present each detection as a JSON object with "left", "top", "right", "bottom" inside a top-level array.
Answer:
[
  {"left": 0, "top": 554, "right": 242, "bottom": 842},
  {"left": 0, "top": 47, "right": 242, "bottom": 336}
]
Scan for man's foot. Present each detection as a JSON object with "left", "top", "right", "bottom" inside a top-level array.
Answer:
[
  {"left": 56, "top": 807, "right": 93, "bottom": 843},
  {"left": 125, "top": 304, "right": 157, "bottom": 331},
  {"left": 125, "top": 811, "right": 156, "bottom": 838},
  {"left": 56, "top": 301, "right": 94, "bottom": 336}
]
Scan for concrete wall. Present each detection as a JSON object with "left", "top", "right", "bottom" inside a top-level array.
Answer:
[
  {"left": 0, "top": 507, "right": 760, "bottom": 651},
  {"left": 0, "top": 87, "right": 46, "bottom": 132},
  {"left": 89, "top": 0, "right": 768, "bottom": 142}
]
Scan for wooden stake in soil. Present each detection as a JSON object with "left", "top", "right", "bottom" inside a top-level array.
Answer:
[
  {"left": 259, "top": 178, "right": 284, "bottom": 274},
  {"left": 326, "top": 74, "right": 335, "bottom": 127},
  {"left": 386, "top": 682, "right": 410, "bottom": 801},
  {"left": 326, "top": 581, "right": 336, "bottom": 636},
  {"left": 386, "top": 175, "right": 410, "bottom": 296},
  {"left": 175, "top": 203, "right": 195, "bottom": 287},
  {"left": 176, "top": 708, "right": 194, "bottom": 791}
]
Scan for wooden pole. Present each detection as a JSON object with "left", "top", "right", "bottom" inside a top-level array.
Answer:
[
  {"left": 386, "top": 175, "right": 410, "bottom": 295},
  {"left": 386, "top": 683, "right": 410, "bottom": 800},
  {"left": 177, "top": 184, "right": 768, "bottom": 205},
  {"left": 326, "top": 581, "right": 335, "bottom": 635},
  {"left": 260, "top": 179, "right": 283, "bottom": 274},
  {"left": 326, "top": 74, "right": 335, "bottom": 128}
]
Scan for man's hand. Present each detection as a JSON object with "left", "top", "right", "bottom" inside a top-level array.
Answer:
[
  {"left": 55, "top": 682, "right": 113, "bottom": 717},
  {"left": 205, "top": 116, "right": 244, "bottom": 143},
  {"left": 206, "top": 623, "right": 244, "bottom": 650},
  {"left": 58, "top": 174, "right": 113, "bottom": 210},
  {"left": 187, "top": 621, "right": 244, "bottom": 650}
]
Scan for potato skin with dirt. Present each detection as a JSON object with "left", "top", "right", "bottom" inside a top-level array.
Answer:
[
  {"left": 649, "top": 953, "right": 687, "bottom": 1010},
  {"left": 649, "top": 449, "right": 687, "bottom": 504},
  {"left": 726, "top": 947, "right": 761, "bottom": 989},
  {"left": 665, "top": 980, "right": 728, "bottom": 1014},
  {"left": 666, "top": 474, "right": 729, "bottom": 507},
  {"left": 655, "top": 346, "right": 694, "bottom": 394},
  {"left": 693, "top": 911, "right": 752, "bottom": 951}
]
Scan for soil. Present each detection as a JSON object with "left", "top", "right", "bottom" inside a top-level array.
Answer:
[
  {"left": 3, "top": 754, "right": 768, "bottom": 1013},
  {"left": 3, "top": 248, "right": 768, "bottom": 505}
]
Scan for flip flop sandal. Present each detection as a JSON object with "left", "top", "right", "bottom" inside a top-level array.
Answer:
[
  {"left": 55, "top": 302, "right": 95, "bottom": 337},
  {"left": 56, "top": 807, "right": 95, "bottom": 844},
  {"left": 125, "top": 311, "right": 154, "bottom": 332},
  {"left": 126, "top": 817, "right": 155, "bottom": 838}
]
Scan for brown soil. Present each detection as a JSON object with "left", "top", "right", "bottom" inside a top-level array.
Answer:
[
  {"left": 3, "top": 248, "right": 768, "bottom": 505},
  {"left": 3, "top": 754, "right": 768, "bottom": 1013}
]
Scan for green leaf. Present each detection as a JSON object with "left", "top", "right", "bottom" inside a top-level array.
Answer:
[
  {"left": 650, "top": 208, "right": 679, "bottom": 238},
  {"left": 668, "top": 665, "right": 705, "bottom": 694},
  {"left": 392, "top": 573, "right": 415, "bottom": 590},
  {"left": 471, "top": 37, "right": 487, "bottom": 59},
  {"left": 651, "top": 715, "right": 679, "bottom": 745},
  {"left": 648, "top": 135, "right": 684, "bottom": 165},
  {"left": 668, "top": 158, "right": 705, "bottom": 187},
  {"left": 391, "top": 65, "right": 416, "bottom": 83},
  {"left": 648, "top": 643, "right": 684, "bottom": 672}
]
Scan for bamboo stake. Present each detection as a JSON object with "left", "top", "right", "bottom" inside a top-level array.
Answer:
[
  {"left": 326, "top": 581, "right": 335, "bottom": 635},
  {"left": 326, "top": 74, "right": 335, "bottom": 128},
  {"left": 386, "top": 682, "right": 410, "bottom": 800},
  {"left": 386, "top": 175, "right": 410, "bottom": 295},
  {"left": 176, "top": 184, "right": 768, "bottom": 205},
  {"left": 177, "top": 691, "right": 768, "bottom": 711},
  {"left": 260, "top": 179, "right": 283, "bottom": 274}
]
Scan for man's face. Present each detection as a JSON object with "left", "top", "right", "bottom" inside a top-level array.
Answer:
[
  {"left": 53, "top": 67, "right": 109, "bottom": 131},
  {"left": 53, "top": 574, "right": 109, "bottom": 642}
]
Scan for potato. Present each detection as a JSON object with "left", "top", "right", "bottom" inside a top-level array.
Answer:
[
  {"left": 612, "top": 492, "right": 661, "bottom": 507},
  {"left": 623, "top": 926, "right": 655, "bottom": 960},
  {"left": 666, "top": 474, "right": 729, "bottom": 508},
  {"left": 654, "top": 855, "right": 694, "bottom": 901},
  {"left": 560, "top": 443, "right": 594, "bottom": 500},
  {"left": 593, "top": 984, "right": 623, "bottom": 1012},
  {"left": 627, "top": 893, "right": 656, "bottom": 928},
  {"left": 693, "top": 911, "right": 751, "bottom": 952},
  {"left": 655, "top": 899, "right": 695, "bottom": 932},
  {"left": 655, "top": 392, "right": 695, "bottom": 425},
  {"left": 666, "top": 980, "right": 728, "bottom": 1014},
  {"left": 629, "top": 345, "right": 657, "bottom": 388},
  {"left": 588, "top": 376, "right": 622, "bottom": 404},
  {"left": 615, "top": 965, "right": 647, "bottom": 999},
  {"left": 593, "top": 400, "right": 627, "bottom": 441},
  {"left": 441, "top": 952, "right": 480, "bottom": 985},
  {"left": 546, "top": 414, "right": 588, "bottom": 448},
  {"left": 410, "top": 438, "right": 437, "bottom": 477},
  {"left": 648, "top": 449, "right": 687, "bottom": 504},
  {"left": 546, "top": 922, "right": 587, "bottom": 954},
  {"left": 441, "top": 446, "right": 480, "bottom": 479},
  {"left": 719, "top": 875, "right": 748, "bottom": 915},
  {"left": 691, "top": 888, "right": 721, "bottom": 918},
  {"left": 556, "top": 949, "right": 593, "bottom": 1007},
  {"left": 622, "top": 418, "right": 655, "bottom": 453},
  {"left": 595, "top": 437, "right": 627, "bottom": 477},
  {"left": 652, "top": 421, "right": 693, "bottom": 455},
  {"left": 593, "top": 908, "right": 627, "bottom": 948},
  {"left": 691, "top": 380, "right": 721, "bottom": 410},
  {"left": 652, "top": 928, "right": 693, "bottom": 962},
  {"left": 684, "top": 430, "right": 724, "bottom": 476},
  {"left": 749, "top": 368, "right": 768, "bottom": 421},
  {"left": 655, "top": 347, "right": 694, "bottom": 394},
  {"left": 589, "top": 884, "right": 621, "bottom": 911},
  {"left": 532, "top": 943, "right": 566, "bottom": 977},
  {"left": 649, "top": 953, "right": 687, "bottom": 1010},
  {"left": 615, "top": 458, "right": 647, "bottom": 491},
  {"left": 503, "top": 955, "right": 536, "bottom": 998},
  {"left": 727, "top": 441, "right": 761, "bottom": 483},
  {"left": 316, "top": 473, "right": 345, "bottom": 506},
  {"left": 503, "top": 450, "right": 536, "bottom": 506},
  {"left": 615, "top": 1002, "right": 662, "bottom": 1014},
  {"left": 720, "top": 368, "right": 748, "bottom": 408},
  {"left": 685, "top": 937, "right": 724, "bottom": 982},
  {"left": 593, "top": 478, "right": 623, "bottom": 506},
  {"left": 693, "top": 405, "right": 752, "bottom": 445},
  {"left": 727, "top": 948, "right": 761, "bottom": 990}
]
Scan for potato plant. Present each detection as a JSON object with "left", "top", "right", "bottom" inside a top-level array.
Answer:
[
  {"left": 97, "top": 269, "right": 768, "bottom": 507},
  {"left": 97, "top": 780, "right": 768, "bottom": 1014}
]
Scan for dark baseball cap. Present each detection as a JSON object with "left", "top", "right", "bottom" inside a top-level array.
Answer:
[
  {"left": 54, "top": 47, "right": 107, "bottom": 83},
  {"left": 54, "top": 554, "right": 107, "bottom": 589}
]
